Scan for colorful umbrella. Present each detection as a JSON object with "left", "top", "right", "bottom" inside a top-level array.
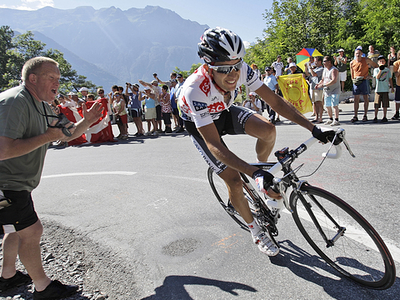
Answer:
[{"left": 296, "top": 48, "right": 323, "bottom": 72}]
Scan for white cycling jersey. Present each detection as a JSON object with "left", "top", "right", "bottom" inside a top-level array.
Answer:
[{"left": 178, "top": 62, "right": 263, "bottom": 128}]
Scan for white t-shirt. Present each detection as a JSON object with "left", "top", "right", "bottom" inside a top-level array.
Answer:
[
  {"left": 178, "top": 62, "right": 263, "bottom": 128},
  {"left": 272, "top": 61, "right": 284, "bottom": 76}
]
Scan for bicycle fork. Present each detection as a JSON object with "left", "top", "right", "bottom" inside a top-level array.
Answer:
[{"left": 298, "top": 190, "right": 346, "bottom": 248}]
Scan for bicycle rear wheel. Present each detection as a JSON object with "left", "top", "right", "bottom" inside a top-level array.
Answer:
[
  {"left": 291, "top": 185, "right": 396, "bottom": 289},
  {"left": 207, "top": 168, "right": 253, "bottom": 231}
]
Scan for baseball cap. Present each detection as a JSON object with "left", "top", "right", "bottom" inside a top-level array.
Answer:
[
  {"left": 355, "top": 46, "right": 362, "bottom": 51},
  {"left": 265, "top": 66, "right": 272, "bottom": 71},
  {"left": 79, "top": 87, "right": 88, "bottom": 92},
  {"left": 338, "top": 48, "right": 345, "bottom": 52},
  {"left": 249, "top": 92, "right": 257, "bottom": 96},
  {"left": 177, "top": 74, "right": 183, "bottom": 78},
  {"left": 289, "top": 62, "right": 297, "bottom": 68},
  {"left": 151, "top": 80, "right": 158, "bottom": 85},
  {"left": 377, "top": 55, "right": 385, "bottom": 60}
]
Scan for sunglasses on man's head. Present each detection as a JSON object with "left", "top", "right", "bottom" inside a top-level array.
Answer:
[{"left": 209, "top": 59, "right": 243, "bottom": 74}]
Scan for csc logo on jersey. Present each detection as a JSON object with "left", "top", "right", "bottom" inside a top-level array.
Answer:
[
  {"left": 199, "top": 78, "right": 211, "bottom": 96},
  {"left": 208, "top": 101, "right": 225, "bottom": 113},
  {"left": 193, "top": 101, "right": 208, "bottom": 112}
]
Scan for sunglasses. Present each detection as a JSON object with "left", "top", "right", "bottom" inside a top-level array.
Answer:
[{"left": 209, "top": 59, "right": 243, "bottom": 74}]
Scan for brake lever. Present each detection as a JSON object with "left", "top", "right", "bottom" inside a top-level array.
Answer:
[{"left": 336, "top": 128, "right": 355, "bottom": 158}]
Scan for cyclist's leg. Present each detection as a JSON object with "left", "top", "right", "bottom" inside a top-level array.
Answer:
[
  {"left": 185, "top": 119, "right": 254, "bottom": 223},
  {"left": 227, "top": 106, "right": 276, "bottom": 163},
  {"left": 244, "top": 113, "right": 276, "bottom": 162},
  {"left": 217, "top": 167, "right": 253, "bottom": 223}
]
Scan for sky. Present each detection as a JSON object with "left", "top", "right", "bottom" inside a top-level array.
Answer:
[{"left": 0, "top": 0, "right": 273, "bottom": 45}]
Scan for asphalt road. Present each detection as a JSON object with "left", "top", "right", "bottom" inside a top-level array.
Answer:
[{"left": 33, "top": 100, "right": 400, "bottom": 299}]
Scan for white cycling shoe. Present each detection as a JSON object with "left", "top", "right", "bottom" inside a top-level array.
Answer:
[{"left": 252, "top": 230, "right": 279, "bottom": 256}]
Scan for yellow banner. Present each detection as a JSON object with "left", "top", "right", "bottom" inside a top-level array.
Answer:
[{"left": 277, "top": 74, "right": 312, "bottom": 114}]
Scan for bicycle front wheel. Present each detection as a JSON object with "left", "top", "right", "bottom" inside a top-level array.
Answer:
[{"left": 291, "top": 185, "right": 396, "bottom": 289}]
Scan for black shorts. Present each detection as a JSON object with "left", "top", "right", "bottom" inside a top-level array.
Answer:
[
  {"left": 130, "top": 108, "right": 142, "bottom": 118},
  {"left": 156, "top": 105, "right": 162, "bottom": 121},
  {"left": 184, "top": 105, "right": 255, "bottom": 175},
  {"left": 162, "top": 112, "right": 172, "bottom": 125},
  {"left": 0, "top": 190, "right": 38, "bottom": 234}
]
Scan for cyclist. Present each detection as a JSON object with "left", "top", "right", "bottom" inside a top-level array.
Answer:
[{"left": 178, "top": 27, "right": 333, "bottom": 256}]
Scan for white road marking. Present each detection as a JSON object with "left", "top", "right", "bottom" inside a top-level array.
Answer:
[{"left": 42, "top": 171, "right": 137, "bottom": 179}]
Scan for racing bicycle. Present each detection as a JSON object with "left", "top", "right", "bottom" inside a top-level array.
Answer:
[{"left": 207, "top": 128, "right": 396, "bottom": 289}]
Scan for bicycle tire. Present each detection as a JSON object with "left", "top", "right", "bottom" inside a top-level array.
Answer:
[{"left": 291, "top": 185, "right": 396, "bottom": 289}]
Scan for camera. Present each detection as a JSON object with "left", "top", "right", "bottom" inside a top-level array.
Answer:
[
  {"left": 126, "top": 82, "right": 131, "bottom": 86},
  {"left": 153, "top": 73, "right": 157, "bottom": 77},
  {"left": 52, "top": 113, "right": 73, "bottom": 137},
  {"left": 379, "top": 65, "right": 385, "bottom": 70}
]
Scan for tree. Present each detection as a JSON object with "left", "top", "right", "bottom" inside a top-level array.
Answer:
[
  {"left": 360, "top": 0, "right": 400, "bottom": 52},
  {"left": 0, "top": 27, "right": 99, "bottom": 94},
  {"left": 0, "top": 26, "right": 16, "bottom": 89}
]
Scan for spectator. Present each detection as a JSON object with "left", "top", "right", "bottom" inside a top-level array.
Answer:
[
  {"left": 139, "top": 79, "right": 162, "bottom": 132},
  {"left": 391, "top": 50, "right": 400, "bottom": 120},
  {"left": 79, "top": 87, "right": 89, "bottom": 102},
  {"left": 288, "top": 62, "right": 304, "bottom": 77},
  {"left": 0, "top": 56, "right": 102, "bottom": 299},
  {"left": 334, "top": 49, "right": 348, "bottom": 92},
  {"left": 84, "top": 88, "right": 115, "bottom": 143},
  {"left": 372, "top": 55, "right": 394, "bottom": 122},
  {"left": 309, "top": 56, "right": 324, "bottom": 123},
  {"left": 112, "top": 92, "right": 128, "bottom": 140},
  {"left": 107, "top": 85, "right": 119, "bottom": 123},
  {"left": 87, "top": 94, "right": 95, "bottom": 101},
  {"left": 316, "top": 56, "right": 341, "bottom": 126},
  {"left": 154, "top": 72, "right": 177, "bottom": 88},
  {"left": 303, "top": 56, "right": 315, "bottom": 79},
  {"left": 159, "top": 85, "right": 173, "bottom": 133},
  {"left": 271, "top": 55, "right": 284, "bottom": 77},
  {"left": 243, "top": 92, "right": 262, "bottom": 115},
  {"left": 126, "top": 83, "right": 144, "bottom": 136},
  {"left": 368, "top": 45, "right": 380, "bottom": 89},
  {"left": 174, "top": 74, "right": 186, "bottom": 133},
  {"left": 263, "top": 66, "right": 279, "bottom": 122},
  {"left": 140, "top": 87, "right": 157, "bottom": 135},
  {"left": 169, "top": 79, "right": 179, "bottom": 129},
  {"left": 250, "top": 64, "right": 261, "bottom": 80},
  {"left": 350, "top": 46, "right": 378, "bottom": 122},
  {"left": 388, "top": 46, "right": 397, "bottom": 75},
  {"left": 284, "top": 57, "right": 294, "bottom": 74}
]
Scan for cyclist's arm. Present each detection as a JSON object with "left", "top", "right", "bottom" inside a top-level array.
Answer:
[
  {"left": 197, "top": 123, "right": 258, "bottom": 177},
  {"left": 255, "top": 84, "right": 314, "bottom": 132}
]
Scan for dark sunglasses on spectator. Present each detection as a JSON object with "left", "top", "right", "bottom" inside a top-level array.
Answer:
[{"left": 209, "top": 59, "right": 243, "bottom": 74}]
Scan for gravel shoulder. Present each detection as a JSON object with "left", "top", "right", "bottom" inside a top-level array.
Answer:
[{"left": 0, "top": 219, "right": 142, "bottom": 300}]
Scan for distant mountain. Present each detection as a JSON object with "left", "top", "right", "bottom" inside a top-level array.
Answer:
[{"left": 0, "top": 6, "right": 206, "bottom": 89}]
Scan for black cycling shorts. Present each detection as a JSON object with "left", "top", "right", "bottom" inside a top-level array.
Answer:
[
  {"left": 0, "top": 190, "right": 38, "bottom": 234},
  {"left": 184, "top": 105, "right": 255, "bottom": 175}
]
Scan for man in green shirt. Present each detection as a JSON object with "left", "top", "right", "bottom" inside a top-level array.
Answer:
[{"left": 0, "top": 57, "right": 102, "bottom": 299}]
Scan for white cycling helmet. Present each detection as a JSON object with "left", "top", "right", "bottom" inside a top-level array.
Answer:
[{"left": 198, "top": 27, "right": 245, "bottom": 64}]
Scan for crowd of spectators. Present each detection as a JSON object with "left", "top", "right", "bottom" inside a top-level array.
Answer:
[
  {"left": 54, "top": 72, "right": 186, "bottom": 146},
  {"left": 54, "top": 45, "right": 399, "bottom": 148},
  {"left": 245, "top": 45, "right": 399, "bottom": 125}
]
